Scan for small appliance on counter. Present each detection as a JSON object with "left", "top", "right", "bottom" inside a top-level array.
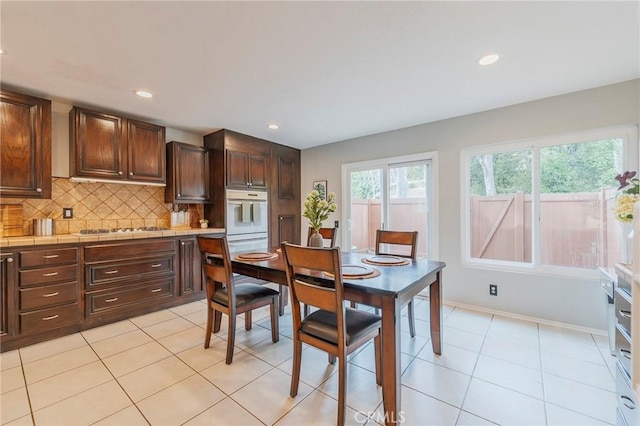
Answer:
[
  {"left": 170, "top": 208, "right": 191, "bottom": 230},
  {"left": 33, "top": 218, "right": 54, "bottom": 236},
  {"left": 1, "top": 204, "right": 24, "bottom": 237}
]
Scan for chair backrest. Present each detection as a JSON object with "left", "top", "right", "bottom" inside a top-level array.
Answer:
[
  {"left": 281, "top": 243, "right": 345, "bottom": 324},
  {"left": 197, "top": 236, "right": 235, "bottom": 301},
  {"left": 375, "top": 230, "right": 418, "bottom": 259},
  {"left": 307, "top": 227, "right": 337, "bottom": 247}
]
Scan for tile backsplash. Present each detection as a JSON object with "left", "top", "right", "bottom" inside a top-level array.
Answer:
[{"left": 0, "top": 178, "right": 203, "bottom": 236}]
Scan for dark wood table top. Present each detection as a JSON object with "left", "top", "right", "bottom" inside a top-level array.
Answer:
[{"left": 231, "top": 247, "right": 446, "bottom": 297}]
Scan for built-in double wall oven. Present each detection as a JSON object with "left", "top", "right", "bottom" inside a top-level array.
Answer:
[{"left": 225, "top": 189, "right": 268, "bottom": 252}]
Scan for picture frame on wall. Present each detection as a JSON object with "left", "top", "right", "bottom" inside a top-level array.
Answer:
[{"left": 313, "top": 180, "right": 328, "bottom": 200}]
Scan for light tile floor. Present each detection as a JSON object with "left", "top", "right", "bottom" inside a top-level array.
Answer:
[{"left": 0, "top": 296, "right": 617, "bottom": 425}]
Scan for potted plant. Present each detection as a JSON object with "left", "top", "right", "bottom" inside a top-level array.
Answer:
[
  {"left": 199, "top": 219, "right": 209, "bottom": 229},
  {"left": 303, "top": 190, "right": 337, "bottom": 247}
]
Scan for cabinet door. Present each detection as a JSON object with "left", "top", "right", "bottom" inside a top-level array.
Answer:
[
  {"left": 269, "top": 144, "right": 301, "bottom": 246},
  {"left": 71, "top": 107, "right": 125, "bottom": 181},
  {"left": 179, "top": 238, "right": 203, "bottom": 296},
  {"left": 248, "top": 154, "right": 268, "bottom": 189},
  {"left": 166, "top": 142, "right": 210, "bottom": 203},
  {"left": 0, "top": 253, "right": 16, "bottom": 337},
  {"left": 277, "top": 214, "right": 297, "bottom": 246},
  {"left": 127, "top": 119, "right": 166, "bottom": 183},
  {"left": 0, "top": 90, "right": 52, "bottom": 198},
  {"left": 226, "top": 150, "right": 250, "bottom": 188}
]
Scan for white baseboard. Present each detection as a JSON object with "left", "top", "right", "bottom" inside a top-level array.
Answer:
[{"left": 415, "top": 295, "right": 607, "bottom": 336}]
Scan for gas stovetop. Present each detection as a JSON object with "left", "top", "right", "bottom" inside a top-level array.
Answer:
[{"left": 76, "top": 227, "right": 168, "bottom": 235}]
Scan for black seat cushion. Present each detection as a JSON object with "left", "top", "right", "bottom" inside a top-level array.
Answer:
[
  {"left": 212, "top": 283, "right": 278, "bottom": 307},
  {"left": 300, "top": 308, "right": 381, "bottom": 346}
]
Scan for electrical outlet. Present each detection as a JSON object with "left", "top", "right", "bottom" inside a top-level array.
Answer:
[
  {"left": 62, "top": 207, "right": 73, "bottom": 219},
  {"left": 334, "top": 220, "right": 339, "bottom": 228},
  {"left": 489, "top": 284, "right": 498, "bottom": 296}
]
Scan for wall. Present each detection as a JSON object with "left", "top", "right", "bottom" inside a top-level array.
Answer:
[{"left": 301, "top": 79, "right": 640, "bottom": 330}]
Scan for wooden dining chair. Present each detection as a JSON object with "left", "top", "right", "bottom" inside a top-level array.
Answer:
[
  {"left": 352, "top": 230, "right": 419, "bottom": 337},
  {"left": 281, "top": 243, "right": 381, "bottom": 426},
  {"left": 303, "top": 227, "right": 337, "bottom": 317},
  {"left": 306, "top": 227, "right": 337, "bottom": 247},
  {"left": 197, "top": 236, "right": 279, "bottom": 364}
]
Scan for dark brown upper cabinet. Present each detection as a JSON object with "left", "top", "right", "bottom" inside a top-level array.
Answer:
[
  {"left": 69, "top": 107, "right": 166, "bottom": 185},
  {"left": 165, "top": 141, "right": 211, "bottom": 204},
  {"left": 205, "top": 129, "right": 269, "bottom": 190},
  {"left": 0, "top": 89, "right": 52, "bottom": 199}
]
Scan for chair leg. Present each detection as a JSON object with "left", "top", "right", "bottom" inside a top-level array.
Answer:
[
  {"left": 226, "top": 314, "right": 236, "bottom": 364},
  {"left": 328, "top": 354, "right": 336, "bottom": 364},
  {"left": 374, "top": 334, "right": 382, "bottom": 386},
  {"left": 374, "top": 307, "right": 380, "bottom": 316},
  {"left": 350, "top": 300, "right": 357, "bottom": 308},
  {"left": 303, "top": 304, "right": 309, "bottom": 317},
  {"left": 290, "top": 339, "right": 302, "bottom": 397},
  {"left": 337, "top": 355, "right": 347, "bottom": 426},
  {"left": 245, "top": 311, "right": 252, "bottom": 330},
  {"left": 270, "top": 298, "right": 280, "bottom": 343},
  {"left": 204, "top": 305, "right": 213, "bottom": 349},
  {"left": 407, "top": 298, "right": 416, "bottom": 338},
  {"left": 213, "top": 310, "right": 222, "bottom": 333},
  {"left": 279, "top": 285, "right": 288, "bottom": 316}
]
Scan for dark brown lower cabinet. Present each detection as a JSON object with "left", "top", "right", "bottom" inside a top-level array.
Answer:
[
  {"left": 0, "top": 234, "right": 214, "bottom": 352},
  {"left": 179, "top": 237, "right": 202, "bottom": 296}
]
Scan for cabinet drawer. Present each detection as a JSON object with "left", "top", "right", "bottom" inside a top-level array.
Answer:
[
  {"left": 85, "top": 240, "right": 175, "bottom": 262},
  {"left": 20, "top": 282, "right": 77, "bottom": 311},
  {"left": 616, "top": 323, "right": 632, "bottom": 377},
  {"left": 86, "top": 279, "right": 174, "bottom": 315},
  {"left": 19, "top": 303, "right": 78, "bottom": 334},
  {"left": 616, "top": 287, "right": 632, "bottom": 336},
  {"left": 20, "top": 264, "right": 78, "bottom": 287},
  {"left": 616, "top": 361, "right": 638, "bottom": 425},
  {"left": 87, "top": 257, "right": 173, "bottom": 288},
  {"left": 20, "top": 248, "right": 77, "bottom": 268}
]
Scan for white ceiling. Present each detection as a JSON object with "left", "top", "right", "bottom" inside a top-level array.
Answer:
[{"left": 1, "top": 1, "right": 638, "bottom": 150}]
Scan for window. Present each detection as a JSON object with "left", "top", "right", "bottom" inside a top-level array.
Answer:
[{"left": 463, "top": 126, "right": 638, "bottom": 276}]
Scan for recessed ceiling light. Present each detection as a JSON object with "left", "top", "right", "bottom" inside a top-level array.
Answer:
[
  {"left": 478, "top": 54, "right": 500, "bottom": 66},
  {"left": 267, "top": 124, "right": 279, "bottom": 130},
  {"left": 134, "top": 90, "right": 153, "bottom": 98}
]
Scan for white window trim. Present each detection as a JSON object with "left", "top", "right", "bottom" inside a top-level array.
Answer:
[
  {"left": 341, "top": 151, "right": 439, "bottom": 259},
  {"left": 460, "top": 125, "right": 638, "bottom": 280}
]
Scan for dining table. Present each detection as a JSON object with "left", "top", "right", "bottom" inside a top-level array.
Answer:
[{"left": 231, "top": 247, "right": 446, "bottom": 426}]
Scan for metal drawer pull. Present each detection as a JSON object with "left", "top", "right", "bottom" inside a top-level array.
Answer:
[
  {"left": 151, "top": 288, "right": 162, "bottom": 293},
  {"left": 619, "top": 310, "right": 632, "bottom": 318},
  {"left": 621, "top": 395, "right": 636, "bottom": 410},
  {"left": 621, "top": 348, "right": 632, "bottom": 359},
  {"left": 151, "top": 264, "right": 162, "bottom": 268},
  {"left": 43, "top": 292, "right": 59, "bottom": 297},
  {"left": 42, "top": 272, "right": 59, "bottom": 277},
  {"left": 104, "top": 270, "right": 119, "bottom": 275},
  {"left": 105, "top": 298, "right": 119, "bottom": 303},
  {"left": 42, "top": 314, "right": 59, "bottom": 321},
  {"left": 42, "top": 254, "right": 59, "bottom": 259}
]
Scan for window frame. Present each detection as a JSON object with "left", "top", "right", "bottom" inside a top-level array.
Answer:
[{"left": 461, "top": 125, "right": 638, "bottom": 279}]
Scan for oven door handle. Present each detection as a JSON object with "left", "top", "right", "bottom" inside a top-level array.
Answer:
[{"left": 227, "top": 200, "right": 267, "bottom": 205}]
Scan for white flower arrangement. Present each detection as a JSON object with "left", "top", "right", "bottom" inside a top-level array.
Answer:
[
  {"left": 614, "top": 171, "right": 639, "bottom": 223},
  {"left": 303, "top": 190, "right": 337, "bottom": 231}
]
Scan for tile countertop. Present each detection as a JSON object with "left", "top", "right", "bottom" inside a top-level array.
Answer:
[{"left": 0, "top": 228, "right": 226, "bottom": 248}]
